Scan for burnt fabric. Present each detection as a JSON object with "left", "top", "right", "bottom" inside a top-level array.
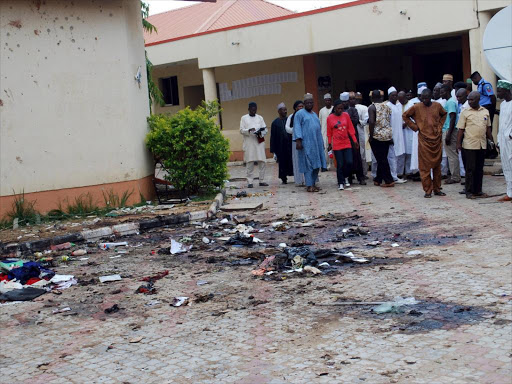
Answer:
[
  {"left": 403, "top": 103, "right": 447, "bottom": 194},
  {"left": 270, "top": 116, "right": 294, "bottom": 180},
  {"left": 7, "top": 262, "right": 54, "bottom": 285},
  {"left": 0, "top": 287, "right": 46, "bottom": 301}
]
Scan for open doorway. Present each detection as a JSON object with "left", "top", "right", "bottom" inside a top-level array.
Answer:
[
  {"left": 317, "top": 35, "right": 465, "bottom": 105},
  {"left": 183, "top": 85, "right": 205, "bottom": 109}
]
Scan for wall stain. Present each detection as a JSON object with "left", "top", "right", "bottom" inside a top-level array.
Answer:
[{"left": 8, "top": 20, "right": 22, "bottom": 29}]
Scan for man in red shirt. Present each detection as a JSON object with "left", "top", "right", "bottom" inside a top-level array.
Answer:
[{"left": 327, "top": 99, "right": 359, "bottom": 190}]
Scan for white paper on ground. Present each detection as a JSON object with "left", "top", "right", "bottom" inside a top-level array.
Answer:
[
  {"left": 50, "top": 275, "right": 75, "bottom": 283},
  {"left": 99, "top": 275, "right": 122, "bottom": 283},
  {"left": 170, "top": 239, "right": 192, "bottom": 255}
]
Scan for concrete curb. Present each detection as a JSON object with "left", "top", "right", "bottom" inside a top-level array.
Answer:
[{"left": 1, "top": 190, "right": 226, "bottom": 256}]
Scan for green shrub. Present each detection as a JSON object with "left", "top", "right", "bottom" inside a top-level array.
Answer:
[{"left": 145, "top": 101, "right": 230, "bottom": 195}]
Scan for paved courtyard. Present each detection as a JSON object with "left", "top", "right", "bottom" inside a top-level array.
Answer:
[{"left": 1, "top": 163, "right": 511, "bottom": 384}]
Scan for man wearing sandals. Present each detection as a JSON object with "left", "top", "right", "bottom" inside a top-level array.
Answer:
[
  {"left": 293, "top": 93, "right": 326, "bottom": 193},
  {"left": 403, "top": 88, "right": 447, "bottom": 198},
  {"left": 456, "top": 92, "right": 494, "bottom": 199}
]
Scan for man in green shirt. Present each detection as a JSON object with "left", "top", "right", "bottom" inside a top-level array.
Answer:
[{"left": 441, "top": 85, "right": 460, "bottom": 184}]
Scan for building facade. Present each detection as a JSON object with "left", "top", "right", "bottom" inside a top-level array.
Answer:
[
  {"left": 146, "top": 0, "right": 510, "bottom": 160},
  {"left": 0, "top": 0, "right": 153, "bottom": 217}
]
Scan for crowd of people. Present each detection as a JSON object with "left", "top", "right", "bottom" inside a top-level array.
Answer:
[{"left": 240, "top": 71, "right": 512, "bottom": 201}]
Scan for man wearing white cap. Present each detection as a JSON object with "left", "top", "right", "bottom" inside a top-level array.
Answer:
[
  {"left": 342, "top": 92, "right": 365, "bottom": 185},
  {"left": 319, "top": 93, "right": 333, "bottom": 170},
  {"left": 293, "top": 93, "right": 326, "bottom": 192},
  {"left": 354, "top": 92, "right": 369, "bottom": 177},
  {"left": 386, "top": 86, "right": 407, "bottom": 183}
]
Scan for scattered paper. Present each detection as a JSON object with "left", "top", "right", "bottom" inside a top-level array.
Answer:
[
  {"left": 170, "top": 239, "right": 192, "bottom": 255},
  {"left": 50, "top": 275, "right": 74, "bottom": 284},
  {"left": 172, "top": 297, "right": 189, "bottom": 307},
  {"left": 99, "top": 275, "right": 122, "bottom": 283}
]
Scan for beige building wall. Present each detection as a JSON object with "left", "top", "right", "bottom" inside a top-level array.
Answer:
[
  {"left": 214, "top": 56, "right": 305, "bottom": 156},
  {"left": 0, "top": 0, "right": 152, "bottom": 215},
  {"left": 152, "top": 60, "right": 204, "bottom": 115}
]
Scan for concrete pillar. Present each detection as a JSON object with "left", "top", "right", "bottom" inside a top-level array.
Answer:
[
  {"left": 202, "top": 68, "right": 218, "bottom": 103},
  {"left": 202, "top": 67, "right": 220, "bottom": 125}
]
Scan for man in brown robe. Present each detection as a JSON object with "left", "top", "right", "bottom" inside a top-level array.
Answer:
[{"left": 403, "top": 88, "right": 448, "bottom": 198}]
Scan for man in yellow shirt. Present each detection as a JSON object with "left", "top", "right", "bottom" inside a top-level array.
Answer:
[{"left": 456, "top": 91, "right": 494, "bottom": 199}]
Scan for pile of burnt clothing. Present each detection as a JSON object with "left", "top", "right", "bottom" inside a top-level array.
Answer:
[{"left": 0, "top": 259, "right": 76, "bottom": 301}]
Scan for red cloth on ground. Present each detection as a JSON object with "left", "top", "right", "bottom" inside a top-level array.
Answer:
[
  {"left": 327, "top": 112, "right": 358, "bottom": 150},
  {"left": 25, "top": 277, "right": 41, "bottom": 285},
  {"left": 0, "top": 273, "right": 9, "bottom": 281}
]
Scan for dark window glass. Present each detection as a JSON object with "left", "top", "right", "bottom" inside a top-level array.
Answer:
[{"left": 159, "top": 76, "right": 179, "bottom": 106}]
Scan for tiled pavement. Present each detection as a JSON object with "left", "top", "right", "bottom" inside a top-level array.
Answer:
[{"left": 1, "top": 163, "right": 511, "bottom": 384}]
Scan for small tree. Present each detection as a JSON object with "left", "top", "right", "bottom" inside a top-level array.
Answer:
[{"left": 146, "top": 101, "right": 230, "bottom": 195}]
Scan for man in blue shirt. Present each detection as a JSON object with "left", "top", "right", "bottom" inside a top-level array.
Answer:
[
  {"left": 441, "top": 85, "right": 460, "bottom": 184},
  {"left": 471, "top": 71, "right": 497, "bottom": 125}
]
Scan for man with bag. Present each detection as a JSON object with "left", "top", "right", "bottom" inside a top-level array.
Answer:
[{"left": 240, "top": 102, "right": 268, "bottom": 188}]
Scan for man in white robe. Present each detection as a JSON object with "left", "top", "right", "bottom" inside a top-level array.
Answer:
[
  {"left": 386, "top": 86, "right": 406, "bottom": 183},
  {"left": 319, "top": 93, "right": 333, "bottom": 170},
  {"left": 496, "top": 80, "right": 512, "bottom": 202},
  {"left": 406, "top": 83, "right": 427, "bottom": 177},
  {"left": 354, "top": 92, "right": 369, "bottom": 177},
  {"left": 240, "top": 102, "right": 268, "bottom": 188}
]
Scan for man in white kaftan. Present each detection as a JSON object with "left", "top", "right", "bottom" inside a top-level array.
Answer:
[
  {"left": 406, "top": 83, "right": 427, "bottom": 175},
  {"left": 240, "top": 102, "right": 268, "bottom": 188},
  {"left": 496, "top": 80, "right": 512, "bottom": 201},
  {"left": 386, "top": 86, "right": 406, "bottom": 183},
  {"left": 319, "top": 93, "right": 333, "bottom": 170}
]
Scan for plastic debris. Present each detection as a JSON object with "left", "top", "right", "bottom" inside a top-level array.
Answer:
[
  {"left": 53, "top": 307, "right": 71, "bottom": 314},
  {"left": 71, "top": 249, "right": 87, "bottom": 256},
  {"left": 172, "top": 297, "right": 189, "bottom": 307},
  {"left": 318, "top": 262, "right": 330, "bottom": 268},
  {"left": 51, "top": 242, "right": 74, "bottom": 251},
  {"left": 220, "top": 218, "right": 230, "bottom": 224},
  {"left": 202, "top": 237, "right": 210, "bottom": 244},
  {"left": 366, "top": 241, "right": 381, "bottom": 246},
  {"left": 196, "top": 280, "right": 208, "bottom": 286},
  {"left": 135, "top": 283, "right": 156, "bottom": 295},
  {"left": 98, "top": 242, "right": 128, "bottom": 250},
  {"left": 407, "top": 250, "right": 423, "bottom": 256},
  {"left": 278, "top": 243, "right": 287, "bottom": 248},
  {"left": 170, "top": 239, "right": 192, "bottom": 254},
  {"left": 99, "top": 274, "right": 122, "bottom": 283},
  {"left": 304, "top": 266, "right": 322, "bottom": 275},
  {"left": 373, "top": 297, "right": 419, "bottom": 314},
  {"left": 391, "top": 243, "right": 400, "bottom": 247}
]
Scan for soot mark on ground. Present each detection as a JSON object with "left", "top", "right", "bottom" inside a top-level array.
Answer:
[{"left": 325, "top": 299, "right": 494, "bottom": 334}]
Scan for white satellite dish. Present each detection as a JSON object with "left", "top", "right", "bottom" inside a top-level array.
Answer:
[{"left": 483, "top": 5, "right": 512, "bottom": 81}]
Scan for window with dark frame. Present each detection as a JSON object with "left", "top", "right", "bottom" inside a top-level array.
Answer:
[{"left": 159, "top": 76, "right": 179, "bottom": 106}]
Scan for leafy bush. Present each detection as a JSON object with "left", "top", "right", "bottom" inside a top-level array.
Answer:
[{"left": 146, "top": 101, "right": 230, "bottom": 195}]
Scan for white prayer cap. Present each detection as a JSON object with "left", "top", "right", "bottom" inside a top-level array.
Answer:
[
  {"left": 340, "top": 92, "right": 350, "bottom": 101},
  {"left": 277, "top": 102, "right": 286, "bottom": 110},
  {"left": 418, "top": 86, "right": 427, "bottom": 95},
  {"left": 304, "top": 93, "right": 313, "bottom": 100},
  {"left": 324, "top": 93, "right": 332, "bottom": 99},
  {"left": 387, "top": 86, "right": 397, "bottom": 95}
]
